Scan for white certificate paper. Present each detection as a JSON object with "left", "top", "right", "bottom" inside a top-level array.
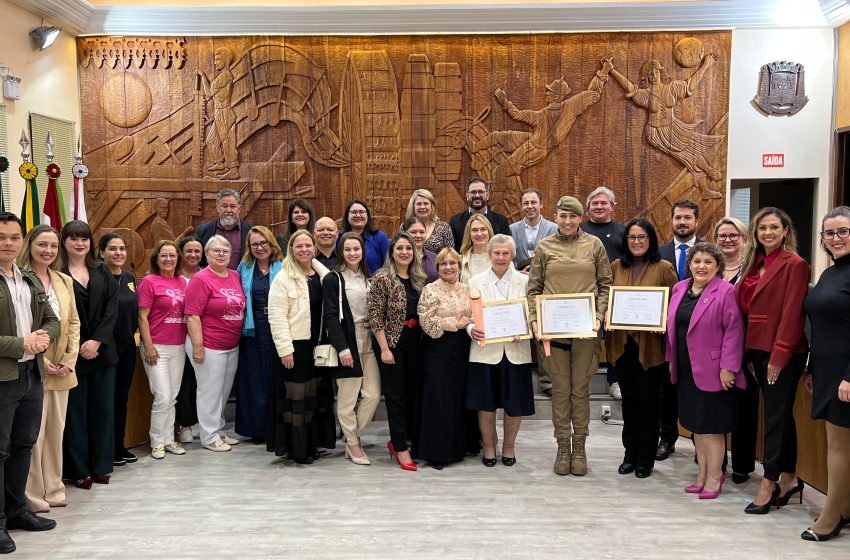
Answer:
[
  {"left": 482, "top": 300, "right": 531, "bottom": 342},
  {"left": 540, "top": 296, "right": 595, "bottom": 337},
  {"left": 607, "top": 287, "right": 669, "bottom": 331}
]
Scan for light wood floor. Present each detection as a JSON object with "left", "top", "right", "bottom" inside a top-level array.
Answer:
[{"left": 10, "top": 420, "right": 845, "bottom": 559}]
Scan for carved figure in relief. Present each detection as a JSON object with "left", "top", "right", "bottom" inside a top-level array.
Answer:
[
  {"left": 198, "top": 47, "right": 240, "bottom": 180},
  {"left": 608, "top": 54, "right": 724, "bottom": 198},
  {"left": 473, "top": 58, "right": 612, "bottom": 178},
  {"left": 151, "top": 198, "right": 193, "bottom": 242}
]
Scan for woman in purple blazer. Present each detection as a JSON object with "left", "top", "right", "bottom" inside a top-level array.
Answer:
[{"left": 666, "top": 242, "right": 745, "bottom": 500}]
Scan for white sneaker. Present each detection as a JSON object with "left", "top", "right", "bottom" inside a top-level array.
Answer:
[
  {"left": 178, "top": 426, "right": 193, "bottom": 444},
  {"left": 165, "top": 442, "right": 186, "bottom": 455},
  {"left": 151, "top": 446, "right": 165, "bottom": 459},
  {"left": 609, "top": 382, "right": 622, "bottom": 400},
  {"left": 220, "top": 433, "right": 239, "bottom": 446},
  {"left": 203, "top": 440, "right": 232, "bottom": 452}
]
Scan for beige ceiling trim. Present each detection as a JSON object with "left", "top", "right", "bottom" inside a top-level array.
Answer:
[{"left": 11, "top": 0, "right": 833, "bottom": 36}]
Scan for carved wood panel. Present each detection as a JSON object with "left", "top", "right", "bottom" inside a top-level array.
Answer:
[{"left": 77, "top": 32, "right": 731, "bottom": 273}]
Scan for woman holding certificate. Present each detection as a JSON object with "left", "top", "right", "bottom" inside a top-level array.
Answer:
[
  {"left": 666, "top": 243, "right": 745, "bottom": 500},
  {"left": 737, "top": 208, "right": 809, "bottom": 514},
  {"left": 527, "top": 196, "right": 612, "bottom": 477},
  {"left": 467, "top": 235, "right": 535, "bottom": 467},
  {"left": 606, "top": 219, "right": 677, "bottom": 479},
  {"left": 414, "top": 248, "right": 472, "bottom": 469}
]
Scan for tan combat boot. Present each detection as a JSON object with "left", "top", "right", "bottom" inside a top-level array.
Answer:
[
  {"left": 571, "top": 434, "right": 587, "bottom": 476},
  {"left": 554, "top": 435, "right": 571, "bottom": 476}
]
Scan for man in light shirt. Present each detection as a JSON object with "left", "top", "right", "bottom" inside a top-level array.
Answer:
[{"left": 510, "top": 189, "right": 557, "bottom": 397}]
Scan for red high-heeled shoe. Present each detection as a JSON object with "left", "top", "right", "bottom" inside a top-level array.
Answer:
[
  {"left": 93, "top": 474, "right": 110, "bottom": 485},
  {"left": 387, "top": 441, "right": 417, "bottom": 471}
]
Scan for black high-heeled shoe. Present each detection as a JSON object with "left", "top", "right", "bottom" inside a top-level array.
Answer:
[
  {"left": 482, "top": 456, "right": 497, "bottom": 467},
  {"left": 778, "top": 479, "right": 805, "bottom": 506},
  {"left": 501, "top": 456, "right": 516, "bottom": 467},
  {"left": 744, "top": 485, "right": 781, "bottom": 515},
  {"left": 801, "top": 521, "right": 842, "bottom": 542}
]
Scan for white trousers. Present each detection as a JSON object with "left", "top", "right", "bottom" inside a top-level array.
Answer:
[
  {"left": 189, "top": 344, "right": 239, "bottom": 446},
  {"left": 336, "top": 324, "right": 382, "bottom": 446},
  {"left": 141, "top": 342, "right": 186, "bottom": 448}
]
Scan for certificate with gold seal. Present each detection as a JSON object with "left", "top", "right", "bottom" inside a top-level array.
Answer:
[
  {"left": 605, "top": 286, "right": 669, "bottom": 331},
  {"left": 535, "top": 293, "right": 597, "bottom": 339},
  {"left": 481, "top": 298, "right": 532, "bottom": 343}
]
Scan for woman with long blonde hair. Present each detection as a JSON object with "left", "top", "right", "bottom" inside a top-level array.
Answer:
[{"left": 460, "top": 214, "right": 494, "bottom": 282}]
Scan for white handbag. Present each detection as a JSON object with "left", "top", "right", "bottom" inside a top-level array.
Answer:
[{"left": 313, "top": 272, "right": 344, "bottom": 368}]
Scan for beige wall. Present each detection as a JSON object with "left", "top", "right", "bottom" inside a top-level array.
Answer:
[{"left": 0, "top": 0, "right": 80, "bottom": 213}]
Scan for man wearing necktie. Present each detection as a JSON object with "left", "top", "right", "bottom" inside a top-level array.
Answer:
[{"left": 658, "top": 199, "right": 701, "bottom": 460}]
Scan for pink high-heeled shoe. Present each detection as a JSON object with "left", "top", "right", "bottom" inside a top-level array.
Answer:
[
  {"left": 684, "top": 483, "right": 704, "bottom": 494},
  {"left": 699, "top": 475, "right": 726, "bottom": 500}
]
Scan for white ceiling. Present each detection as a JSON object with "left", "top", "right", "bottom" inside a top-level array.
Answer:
[{"left": 10, "top": 0, "right": 848, "bottom": 36}]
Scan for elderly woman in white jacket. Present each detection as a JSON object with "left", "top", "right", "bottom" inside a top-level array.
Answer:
[
  {"left": 466, "top": 234, "right": 535, "bottom": 467},
  {"left": 267, "top": 230, "right": 335, "bottom": 464}
]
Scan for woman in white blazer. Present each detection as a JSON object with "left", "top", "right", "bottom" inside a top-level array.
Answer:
[
  {"left": 466, "top": 234, "right": 535, "bottom": 467},
  {"left": 267, "top": 230, "right": 335, "bottom": 463}
]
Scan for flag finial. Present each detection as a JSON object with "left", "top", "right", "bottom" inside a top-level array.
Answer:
[
  {"left": 19, "top": 130, "right": 30, "bottom": 162},
  {"left": 46, "top": 132, "right": 54, "bottom": 164}
]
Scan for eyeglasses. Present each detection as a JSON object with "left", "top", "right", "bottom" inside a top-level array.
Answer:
[
  {"left": 209, "top": 249, "right": 232, "bottom": 256},
  {"left": 468, "top": 190, "right": 487, "bottom": 196},
  {"left": 158, "top": 254, "right": 178, "bottom": 260},
  {"left": 438, "top": 261, "right": 459, "bottom": 268},
  {"left": 348, "top": 210, "right": 367, "bottom": 216},
  {"left": 627, "top": 235, "right": 648, "bottom": 243},
  {"left": 821, "top": 228, "right": 850, "bottom": 240},
  {"left": 716, "top": 233, "right": 741, "bottom": 242},
  {"left": 250, "top": 241, "right": 269, "bottom": 249}
]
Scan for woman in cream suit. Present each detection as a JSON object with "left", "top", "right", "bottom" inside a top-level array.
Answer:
[
  {"left": 466, "top": 234, "right": 535, "bottom": 467},
  {"left": 18, "top": 225, "right": 80, "bottom": 511}
]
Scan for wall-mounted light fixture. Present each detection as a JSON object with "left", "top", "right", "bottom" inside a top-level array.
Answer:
[
  {"left": 29, "top": 25, "right": 62, "bottom": 51},
  {"left": 0, "top": 65, "right": 21, "bottom": 100}
]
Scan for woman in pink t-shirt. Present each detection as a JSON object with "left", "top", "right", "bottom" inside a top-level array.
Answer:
[
  {"left": 138, "top": 240, "right": 189, "bottom": 460},
  {"left": 184, "top": 235, "right": 246, "bottom": 452}
]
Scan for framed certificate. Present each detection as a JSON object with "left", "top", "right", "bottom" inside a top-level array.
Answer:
[
  {"left": 535, "top": 293, "right": 597, "bottom": 339},
  {"left": 606, "top": 286, "right": 669, "bottom": 332},
  {"left": 481, "top": 298, "right": 532, "bottom": 343}
]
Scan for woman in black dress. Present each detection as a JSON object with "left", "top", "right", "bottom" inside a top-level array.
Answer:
[
  {"left": 235, "top": 226, "right": 284, "bottom": 443},
  {"left": 267, "top": 231, "right": 335, "bottom": 463},
  {"left": 60, "top": 221, "right": 118, "bottom": 489},
  {"left": 414, "top": 248, "right": 472, "bottom": 469},
  {"left": 801, "top": 206, "right": 850, "bottom": 541},
  {"left": 97, "top": 233, "right": 139, "bottom": 467}
]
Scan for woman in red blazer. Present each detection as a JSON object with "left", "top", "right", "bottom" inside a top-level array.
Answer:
[{"left": 737, "top": 207, "right": 810, "bottom": 515}]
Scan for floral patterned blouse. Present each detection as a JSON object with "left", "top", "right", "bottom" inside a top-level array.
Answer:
[
  {"left": 417, "top": 279, "right": 471, "bottom": 339},
  {"left": 424, "top": 220, "right": 455, "bottom": 254}
]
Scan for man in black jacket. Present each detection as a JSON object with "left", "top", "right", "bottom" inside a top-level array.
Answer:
[
  {"left": 449, "top": 177, "right": 511, "bottom": 251},
  {"left": 656, "top": 198, "right": 702, "bottom": 461},
  {"left": 0, "top": 212, "right": 60, "bottom": 554},
  {"left": 194, "top": 188, "right": 253, "bottom": 269}
]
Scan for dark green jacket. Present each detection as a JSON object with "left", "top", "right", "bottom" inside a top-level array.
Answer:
[{"left": 0, "top": 268, "right": 60, "bottom": 381}]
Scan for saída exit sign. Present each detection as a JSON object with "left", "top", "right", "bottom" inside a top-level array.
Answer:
[{"left": 762, "top": 153, "right": 784, "bottom": 167}]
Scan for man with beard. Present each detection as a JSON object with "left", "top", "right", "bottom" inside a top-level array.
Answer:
[
  {"left": 313, "top": 216, "right": 339, "bottom": 270},
  {"left": 580, "top": 186, "right": 626, "bottom": 400},
  {"left": 656, "top": 198, "right": 702, "bottom": 461},
  {"left": 196, "top": 188, "right": 253, "bottom": 269},
  {"left": 510, "top": 188, "right": 558, "bottom": 396},
  {"left": 450, "top": 177, "right": 511, "bottom": 251}
]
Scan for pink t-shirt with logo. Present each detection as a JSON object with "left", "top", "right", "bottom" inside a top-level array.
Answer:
[
  {"left": 184, "top": 267, "right": 245, "bottom": 350},
  {"left": 137, "top": 274, "right": 188, "bottom": 345}
]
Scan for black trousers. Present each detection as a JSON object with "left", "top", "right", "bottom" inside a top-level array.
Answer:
[
  {"left": 731, "top": 366, "right": 759, "bottom": 475},
  {"left": 175, "top": 356, "right": 198, "bottom": 427},
  {"left": 616, "top": 339, "right": 663, "bottom": 469},
  {"left": 113, "top": 345, "right": 136, "bottom": 454},
  {"left": 374, "top": 326, "right": 420, "bottom": 453},
  {"left": 64, "top": 366, "right": 116, "bottom": 480},
  {"left": 751, "top": 350, "right": 806, "bottom": 481},
  {"left": 658, "top": 363, "right": 679, "bottom": 445},
  {"left": 0, "top": 361, "right": 43, "bottom": 527}
]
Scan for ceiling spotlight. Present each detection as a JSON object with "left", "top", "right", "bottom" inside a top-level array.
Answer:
[{"left": 29, "top": 26, "right": 62, "bottom": 51}]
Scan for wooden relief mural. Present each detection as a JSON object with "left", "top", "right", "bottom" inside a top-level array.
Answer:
[{"left": 77, "top": 32, "right": 730, "bottom": 273}]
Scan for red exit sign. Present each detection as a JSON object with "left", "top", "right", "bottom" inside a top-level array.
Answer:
[{"left": 762, "top": 153, "right": 784, "bottom": 167}]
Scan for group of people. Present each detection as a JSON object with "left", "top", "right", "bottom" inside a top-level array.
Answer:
[{"left": 1, "top": 178, "right": 849, "bottom": 554}]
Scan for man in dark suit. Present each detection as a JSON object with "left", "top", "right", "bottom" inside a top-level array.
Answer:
[
  {"left": 0, "top": 212, "right": 60, "bottom": 554},
  {"left": 449, "top": 177, "right": 511, "bottom": 251},
  {"left": 195, "top": 188, "right": 253, "bottom": 269},
  {"left": 656, "top": 198, "right": 701, "bottom": 461}
]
